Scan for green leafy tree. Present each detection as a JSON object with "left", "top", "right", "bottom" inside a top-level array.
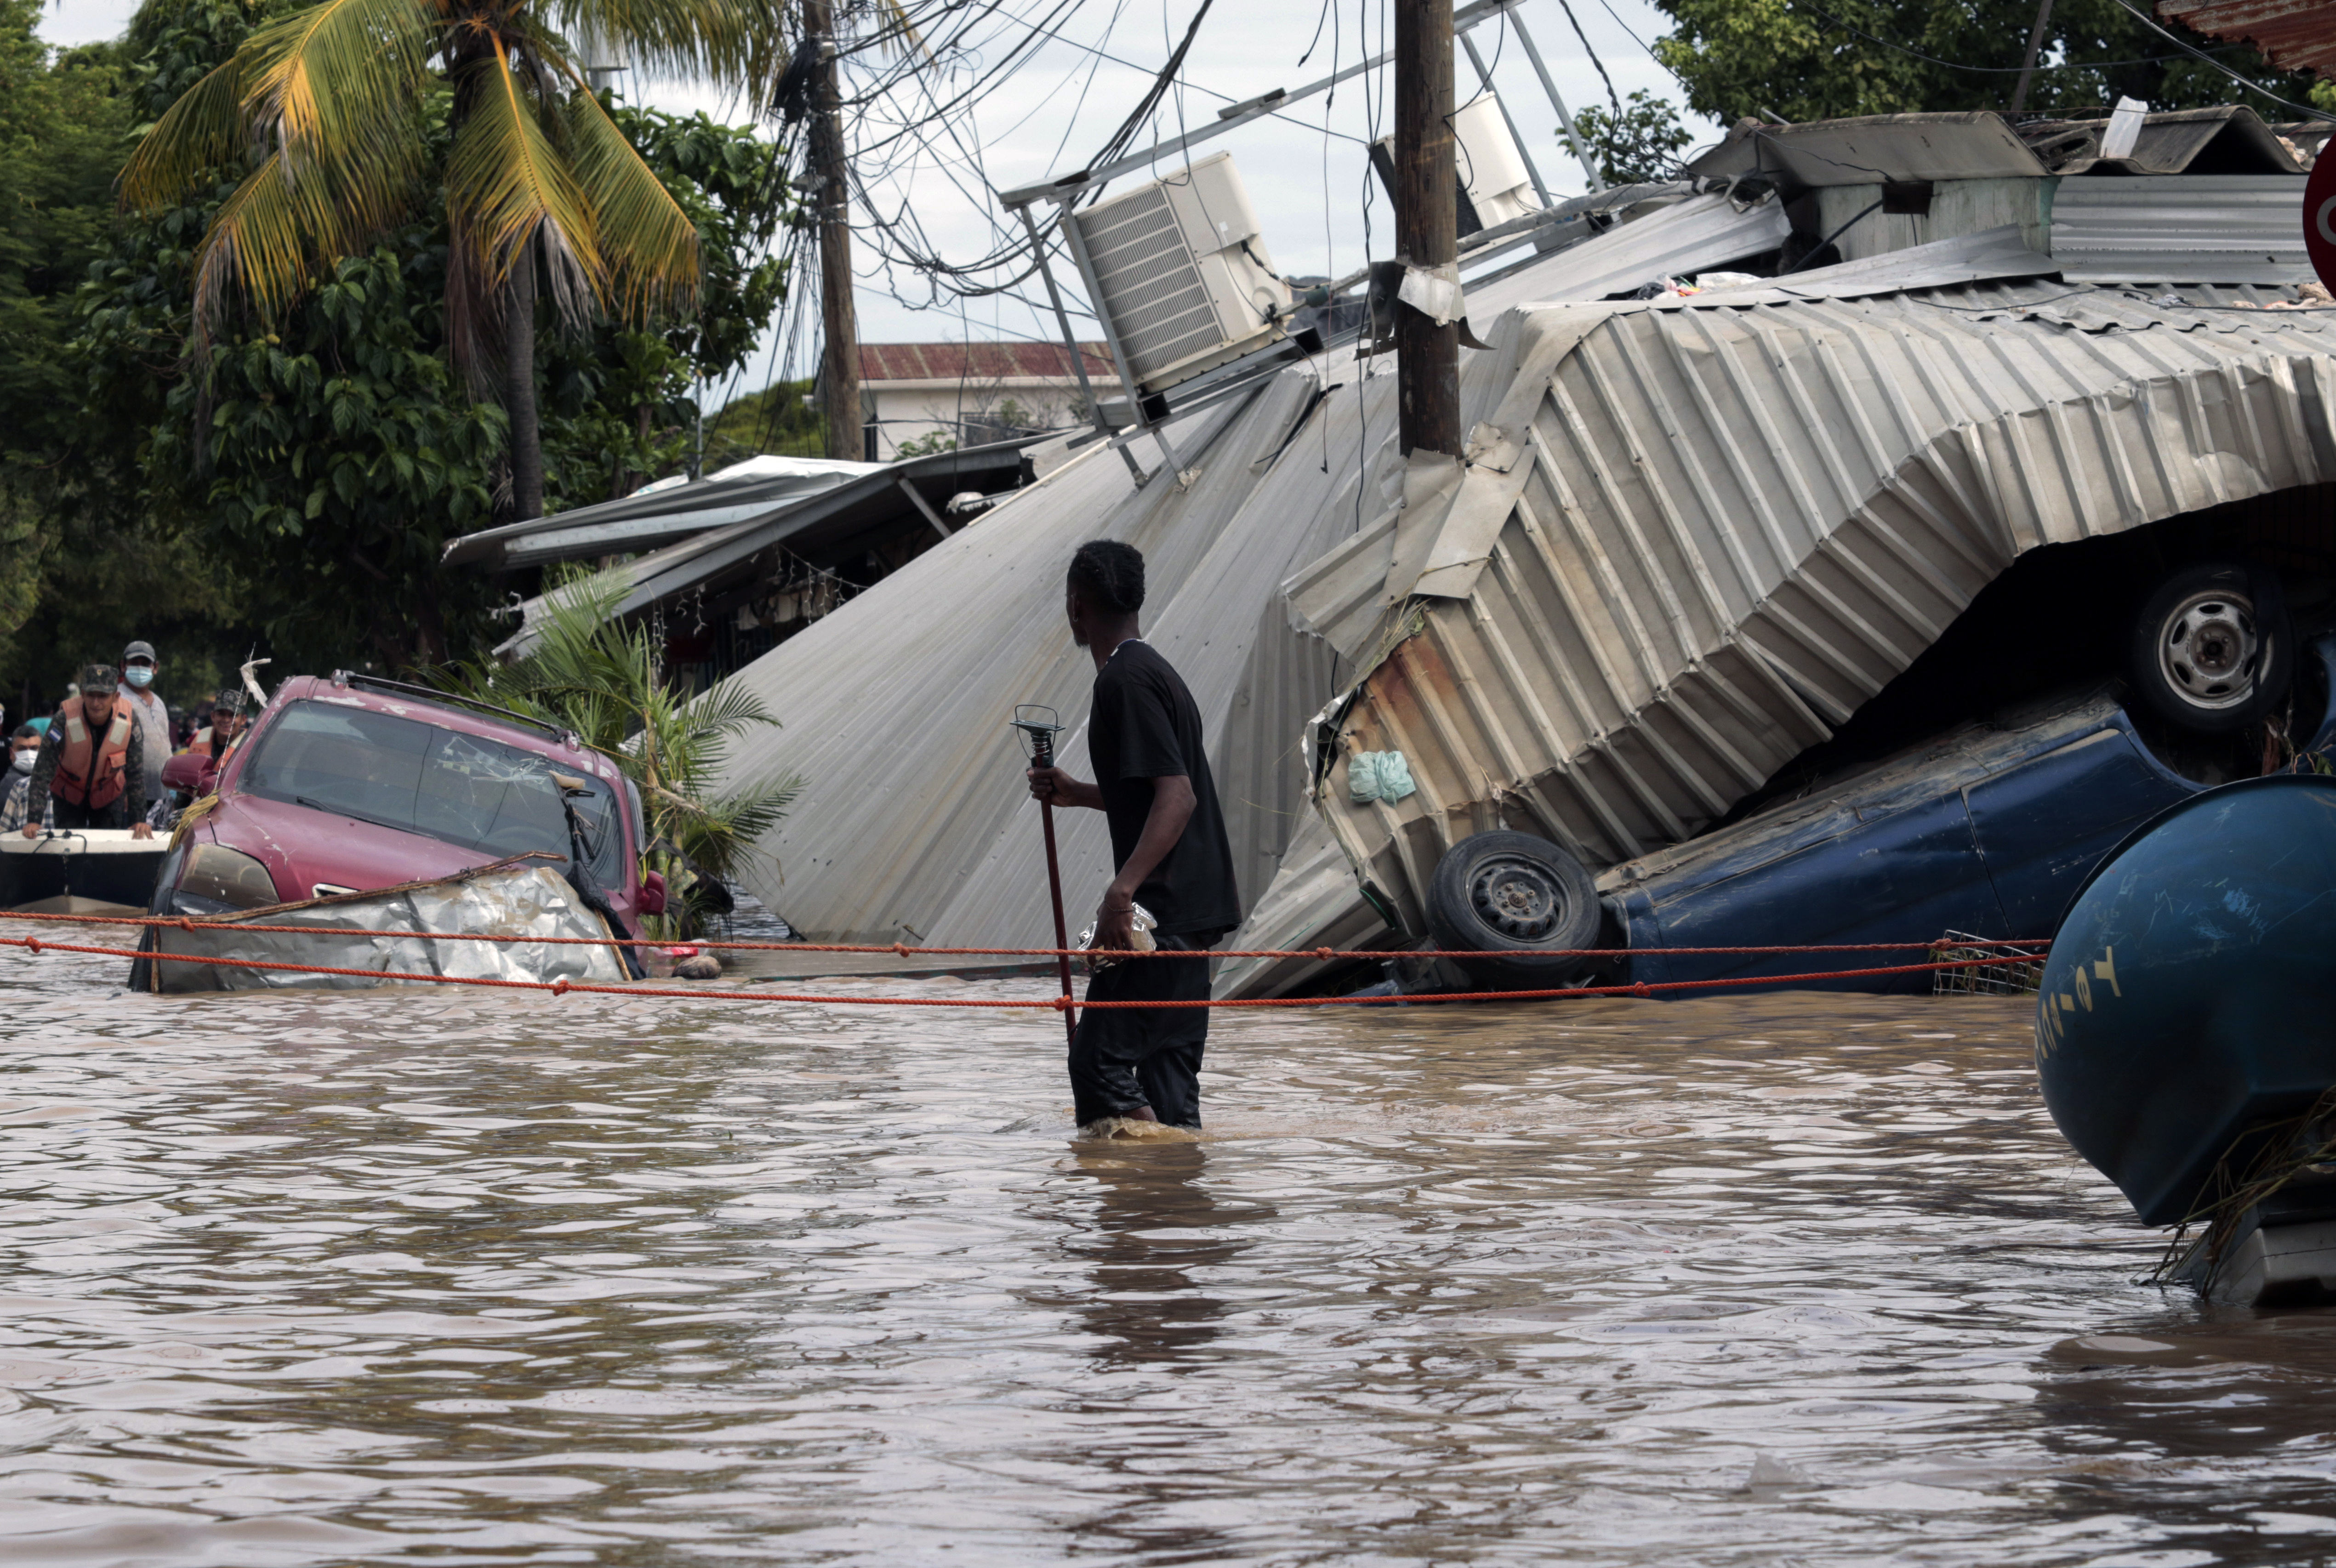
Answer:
[
  {"left": 430, "top": 568, "right": 800, "bottom": 937},
  {"left": 0, "top": 0, "right": 250, "bottom": 716},
  {"left": 1571, "top": 89, "right": 1695, "bottom": 185},
  {"left": 1651, "top": 0, "right": 2321, "bottom": 125},
  {"left": 114, "top": 0, "right": 793, "bottom": 521},
  {"left": 76, "top": 0, "right": 794, "bottom": 674}
]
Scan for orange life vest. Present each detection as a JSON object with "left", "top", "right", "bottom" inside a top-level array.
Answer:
[{"left": 54, "top": 703, "right": 132, "bottom": 809}]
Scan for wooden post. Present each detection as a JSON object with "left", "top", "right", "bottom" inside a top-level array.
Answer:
[
  {"left": 1393, "top": 0, "right": 1460, "bottom": 458},
  {"left": 805, "top": 0, "right": 862, "bottom": 461}
]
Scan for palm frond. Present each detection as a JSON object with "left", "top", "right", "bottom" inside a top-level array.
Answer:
[
  {"left": 540, "top": 0, "right": 794, "bottom": 96},
  {"left": 189, "top": 149, "right": 367, "bottom": 352},
  {"left": 236, "top": 0, "right": 434, "bottom": 229},
  {"left": 120, "top": 54, "right": 249, "bottom": 211},
  {"left": 562, "top": 82, "right": 700, "bottom": 321},
  {"left": 444, "top": 38, "right": 604, "bottom": 329}
]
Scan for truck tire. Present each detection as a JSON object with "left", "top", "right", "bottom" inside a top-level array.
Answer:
[
  {"left": 1424, "top": 830, "right": 1604, "bottom": 991},
  {"left": 2128, "top": 561, "right": 2290, "bottom": 736}
]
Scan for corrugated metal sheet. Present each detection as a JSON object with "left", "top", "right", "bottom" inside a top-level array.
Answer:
[
  {"left": 443, "top": 456, "right": 882, "bottom": 568},
  {"left": 1297, "top": 280, "right": 2336, "bottom": 948},
  {"left": 1464, "top": 191, "right": 1794, "bottom": 332},
  {"left": 705, "top": 369, "right": 1389, "bottom": 947},
  {"left": 2051, "top": 175, "right": 2310, "bottom": 283},
  {"left": 2161, "top": 0, "right": 2336, "bottom": 82}
]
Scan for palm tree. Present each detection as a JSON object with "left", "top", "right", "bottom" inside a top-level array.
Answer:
[{"left": 118, "top": 0, "right": 788, "bottom": 520}]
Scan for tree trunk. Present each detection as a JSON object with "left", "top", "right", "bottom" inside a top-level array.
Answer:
[
  {"left": 1393, "top": 0, "right": 1460, "bottom": 459},
  {"left": 506, "top": 242, "right": 544, "bottom": 520}
]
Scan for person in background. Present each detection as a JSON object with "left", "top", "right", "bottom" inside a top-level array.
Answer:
[
  {"left": 119, "top": 641, "right": 171, "bottom": 811},
  {"left": 22, "top": 665, "right": 151, "bottom": 840},
  {"left": 0, "top": 724, "right": 45, "bottom": 834},
  {"left": 188, "top": 693, "right": 246, "bottom": 760}
]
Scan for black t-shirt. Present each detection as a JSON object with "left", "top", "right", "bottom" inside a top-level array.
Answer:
[{"left": 1086, "top": 639, "right": 1241, "bottom": 938}]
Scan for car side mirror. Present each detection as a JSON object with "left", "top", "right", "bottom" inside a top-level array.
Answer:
[
  {"left": 638, "top": 869, "right": 667, "bottom": 916},
  {"left": 162, "top": 752, "right": 216, "bottom": 794}
]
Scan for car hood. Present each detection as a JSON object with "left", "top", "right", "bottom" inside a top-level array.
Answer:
[{"left": 199, "top": 792, "right": 535, "bottom": 904}]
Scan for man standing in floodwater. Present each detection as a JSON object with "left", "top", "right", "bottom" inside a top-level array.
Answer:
[{"left": 1026, "top": 540, "right": 1241, "bottom": 1132}]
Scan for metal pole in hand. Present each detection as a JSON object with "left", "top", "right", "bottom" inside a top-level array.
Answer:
[
  {"left": 1012, "top": 707, "right": 1079, "bottom": 1046},
  {"left": 1032, "top": 731, "right": 1078, "bottom": 1047}
]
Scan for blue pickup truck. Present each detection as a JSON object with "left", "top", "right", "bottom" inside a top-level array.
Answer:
[{"left": 1420, "top": 637, "right": 2336, "bottom": 994}]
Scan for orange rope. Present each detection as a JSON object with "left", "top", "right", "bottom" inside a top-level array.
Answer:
[
  {"left": 3, "top": 931, "right": 2049, "bottom": 1007},
  {"left": 0, "top": 907, "right": 2049, "bottom": 963}
]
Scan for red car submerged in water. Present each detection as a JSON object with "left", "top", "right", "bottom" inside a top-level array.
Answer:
[{"left": 151, "top": 674, "right": 658, "bottom": 964}]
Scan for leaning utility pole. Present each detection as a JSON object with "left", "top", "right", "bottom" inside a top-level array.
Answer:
[
  {"left": 803, "top": 0, "right": 861, "bottom": 461},
  {"left": 1392, "top": 0, "right": 1460, "bottom": 458}
]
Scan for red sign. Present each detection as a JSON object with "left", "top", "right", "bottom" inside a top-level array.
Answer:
[{"left": 2308, "top": 149, "right": 2336, "bottom": 295}]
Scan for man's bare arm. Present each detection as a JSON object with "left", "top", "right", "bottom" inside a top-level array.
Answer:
[
  {"left": 1093, "top": 774, "right": 1195, "bottom": 949},
  {"left": 1026, "top": 766, "right": 1104, "bottom": 812}
]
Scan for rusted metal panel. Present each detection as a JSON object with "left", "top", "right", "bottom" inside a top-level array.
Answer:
[{"left": 2160, "top": 0, "right": 2336, "bottom": 82}]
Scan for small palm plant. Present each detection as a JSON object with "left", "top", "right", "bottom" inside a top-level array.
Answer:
[
  {"left": 116, "top": 0, "right": 792, "bottom": 518},
  {"left": 433, "top": 569, "right": 799, "bottom": 938}
]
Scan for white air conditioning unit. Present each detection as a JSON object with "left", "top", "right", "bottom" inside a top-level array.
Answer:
[
  {"left": 1452, "top": 91, "right": 1539, "bottom": 229},
  {"left": 1067, "top": 151, "right": 1293, "bottom": 396}
]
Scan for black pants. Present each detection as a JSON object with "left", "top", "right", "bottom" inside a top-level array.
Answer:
[
  {"left": 50, "top": 798, "right": 131, "bottom": 831},
  {"left": 1068, "top": 934, "right": 1215, "bottom": 1129}
]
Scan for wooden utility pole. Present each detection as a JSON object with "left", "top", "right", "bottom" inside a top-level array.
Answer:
[
  {"left": 1392, "top": 0, "right": 1460, "bottom": 458},
  {"left": 804, "top": 0, "right": 861, "bottom": 461}
]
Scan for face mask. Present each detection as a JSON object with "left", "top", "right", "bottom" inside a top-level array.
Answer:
[
  {"left": 125, "top": 668, "right": 154, "bottom": 689},
  {"left": 10, "top": 750, "right": 33, "bottom": 775}
]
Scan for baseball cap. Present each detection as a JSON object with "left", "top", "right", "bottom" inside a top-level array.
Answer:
[
  {"left": 122, "top": 641, "right": 157, "bottom": 665},
  {"left": 79, "top": 663, "right": 120, "bottom": 695}
]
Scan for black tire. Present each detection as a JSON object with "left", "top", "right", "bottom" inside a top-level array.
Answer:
[
  {"left": 1424, "top": 830, "right": 1604, "bottom": 990},
  {"left": 2128, "top": 560, "right": 2291, "bottom": 736}
]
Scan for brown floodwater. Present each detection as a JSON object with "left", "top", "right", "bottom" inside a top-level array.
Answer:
[{"left": 2, "top": 931, "right": 2332, "bottom": 1566}]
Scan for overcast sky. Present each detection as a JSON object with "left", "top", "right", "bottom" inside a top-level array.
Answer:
[{"left": 40, "top": 0, "right": 1715, "bottom": 406}]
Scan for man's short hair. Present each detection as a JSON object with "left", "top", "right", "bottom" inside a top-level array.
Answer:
[
  {"left": 1068, "top": 540, "right": 1145, "bottom": 616},
  {"left": 10, "top": 724, "right": 34, "bottom": 741}
]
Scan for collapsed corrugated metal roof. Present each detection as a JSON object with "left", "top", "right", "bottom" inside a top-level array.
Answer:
[
  {"left": 489, "top": 441, "right": 1035, "bottom": 658},
  {"left": 699, "top": 201, "right": 1800, "bottom": 951},
  {"left": 1684, "top": 105, "right": 2302, "bottom": 187},
  {"left": 444, "top": 454, "right": 886, "bottom": 569},
  {"left": 1464, "top": 190, "right": 1792, "bottom": 331},
  {"left": 1247, "top": 280, "right": 2336, "bottom": 994},
  {"left": 1685, "top": 113, "right": 2052, "bottom": 187},
  {"left": 703, "top": 371, "right": 1369, "bottom": 947}
]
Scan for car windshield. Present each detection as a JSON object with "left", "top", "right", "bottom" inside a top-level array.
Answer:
[{"left": 242, "top": 700, "right": 626, "bottom": 888}]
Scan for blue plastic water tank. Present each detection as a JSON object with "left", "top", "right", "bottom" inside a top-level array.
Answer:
[{"left": 2038, "top": 773, "right": 2336, "bottom": 1227}]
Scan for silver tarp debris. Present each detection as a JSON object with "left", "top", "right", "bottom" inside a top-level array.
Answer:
[{"left": 144, "top": 862, "right": 629, "bottom": 994}]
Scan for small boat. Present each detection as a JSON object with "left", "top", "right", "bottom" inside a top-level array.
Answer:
[
  {"left": 131, "top": 858, "right": 632, "bottom": 994},
  {"left": 2037, "top": 773, "right": 2336, "bottom": 1305},
  {"left": 1, "top": 828, "right": 169, "bottom": 915}
]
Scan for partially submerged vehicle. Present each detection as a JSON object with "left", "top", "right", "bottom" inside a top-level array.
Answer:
[
  {"left": 133, "top": 674, "right": 661, "bottom": 993},
  {"left": 1433, "top": 632, "right": 2336, "bottom": 994}
]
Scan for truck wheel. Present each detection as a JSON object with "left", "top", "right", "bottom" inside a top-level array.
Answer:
[
  {"left": 2129, "top": 561, "right": 2290, "bottom": 736},
  {"left": 1425, "top": 830, "right": 1604, "bottom": 991}
]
